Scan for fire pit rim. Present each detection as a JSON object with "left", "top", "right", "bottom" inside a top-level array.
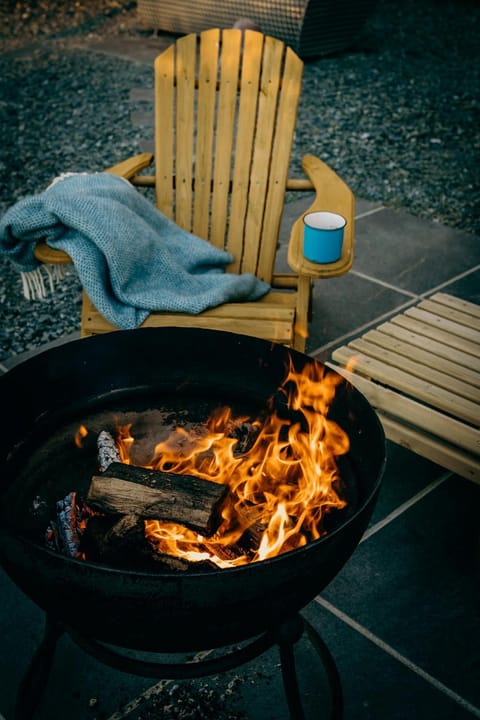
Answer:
[
  {"left": 0, "top": 327, "right": 386, "bottom": 652},
  {"left": 0, "top": 328, "right": 386, "bottom": 579}
]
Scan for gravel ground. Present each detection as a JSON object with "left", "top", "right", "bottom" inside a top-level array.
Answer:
[{"left": 0, "top": 0, "right": 479, "bottom": 362}]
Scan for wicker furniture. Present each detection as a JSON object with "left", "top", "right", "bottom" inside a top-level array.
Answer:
[
  {"left": 327, "top": 294, "right": 480, "bottom": 483},
  {"left": 137, "top": 0, "right": 378, "bottom": 58}
]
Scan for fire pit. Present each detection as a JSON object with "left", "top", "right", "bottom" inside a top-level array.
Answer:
[{"left": 0, "top": 328, "right": 385, "bottom": 719}]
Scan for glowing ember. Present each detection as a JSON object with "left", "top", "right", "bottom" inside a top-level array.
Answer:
[{"left": 106, "top": 357, "right": 350, "bottom": 569}]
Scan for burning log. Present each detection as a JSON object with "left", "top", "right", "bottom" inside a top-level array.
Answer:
[
  {"left": 90, "top": 513, "right": 144, "bottom": 551},
  {"left": 81, "top": 513, "right": 193, "bottom": 571},
  {"left": 86, "top": 462, "right": 229, "bottom": 536},
  {"left": 229, "top": 421, "right": 260, "bottom": 455},
  {"left": 81, "top": 513, "right": 144, "bottom": 563}
]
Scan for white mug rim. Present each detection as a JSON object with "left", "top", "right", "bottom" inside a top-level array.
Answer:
[{"left": 303, "top": 211, "right": 347, "bottom": 231}]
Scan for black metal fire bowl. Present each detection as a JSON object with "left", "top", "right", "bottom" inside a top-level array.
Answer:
[{"left": 0, "top": 328, "right": 386, "bottom": 652}]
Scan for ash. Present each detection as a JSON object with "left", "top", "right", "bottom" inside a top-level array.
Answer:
[{"left": 134, "top": 678, "right": 247, "bottom": 720}]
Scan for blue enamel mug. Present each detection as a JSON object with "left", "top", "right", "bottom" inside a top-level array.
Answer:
[{"left": 303, "top": 211, "right": 346, "bottom": 263}]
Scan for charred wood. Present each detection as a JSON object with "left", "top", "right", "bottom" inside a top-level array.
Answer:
[
  {"left": 81, "top": 513, "right": 143, "bottom": 564},
  {"left": 81, "top": 513, "right": 192, "bottom": 571},
  {"left": 45, "top": 492, "right": 88, "bottom": 558},
  {"left": 229, "top": 421, "right": 260, "bottom": 455},
  {"left": 97, "top": 430, "right": 121, "bottom": 472}
]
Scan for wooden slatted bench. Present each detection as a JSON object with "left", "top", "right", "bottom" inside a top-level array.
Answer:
[{"left": 327, "top": 293, "right": 480, "bottom": 484}]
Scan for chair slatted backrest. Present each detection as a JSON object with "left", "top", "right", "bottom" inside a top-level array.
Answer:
[{"left": 154, "top": 28, "right": 304, "bottom": 283}]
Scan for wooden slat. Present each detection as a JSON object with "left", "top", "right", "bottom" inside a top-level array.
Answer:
[
  {"left": 349, "top": 331, "right": 480, "bottom": 395},
  {"left": 418, "top": 294, "right": 480, "bottom": 331},
  {"left": 82, "top": 293, "right": 296, "bottom": 344},
  {"left": 174, "top": 32, "right": 197, "bottom": 231},
  {"left": 242, "top": 35, "right": 283, "bottom": 274},
  {"left": 143, "top": 318, "right": 293, "bottom": 342},
  {"left": 378, "top": 415, "right": 480, "bottom": 484},
  {"left": 329, "top": 294, "right": 480, "bottom": 482},
  {"left": 154, "top": 45, "right": 175, "bottom": 216},
  {"left": 83, "top": 318, "right": 294, "bottom": 343},
  {"left": 391, "top": 314, "right": 479, "bottom": 357},
  {"left": 82, "top": 291, "right": 296, "bottom": 319},
  {"left": 325, "top": 364, "right": 480, "bottom": 457},
  {"left": 257, "top": 45, "right": 303, "bottom": 282},
  {"left": 376, "top": 321, "right": 479, "bottom": 373},
  {"left": 404, "top": 306, "right": 480, "bottom": 345},
  {"left": 193, "top": 29, "right": 219, "bottom": 239},
  {"left": 432, "top": 292, "right": 480, "bottom": 319},
  {"left": 331, "top": 346, "right": 479, "bottom": 427},
  {"left": 227, "top": 31, "right": 263, "bottom": 271},
  {"left": 210, "top": 30, "right": 242, "bottom": 249},
  {"left": 326, "top": 364, "right": 480, "bottom": 483}
]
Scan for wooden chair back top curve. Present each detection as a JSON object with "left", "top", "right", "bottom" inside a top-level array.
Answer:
[{"left": 154, "top": 28, "right": 304, "bottom": 283}]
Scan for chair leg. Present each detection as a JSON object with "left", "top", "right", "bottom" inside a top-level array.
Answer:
[{"left": 293, "top": 277, "right": 312, "bottom": 352}]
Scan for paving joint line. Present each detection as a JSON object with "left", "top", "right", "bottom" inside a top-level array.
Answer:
[
  {"left": 419, "top": 264, "right": 480, "bottom": 297},
  {"left": 314, "top": 597, "right": 480, "bottom": 718},
  {"left": 360, "top": 473, "right": 451, "bottom": 544},
  {"left": 348, "top": 270, "right": 419, "bottom": 297},
  {"left": 354, "top": 206, "right": 386, "bottom": 220},
  {"left": 310, "top": 297, "right": 420, "bottom": 357}
]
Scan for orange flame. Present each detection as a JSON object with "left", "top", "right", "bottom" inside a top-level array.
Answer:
[
  {"left": 116, "top": 423, "right": 134, "bottom": 464},
  {"left": 74, "top": 425, "right": 88, "bottom": 448},
  {"left": 114, "top": 358, "right": 350, "bottom": 568}
]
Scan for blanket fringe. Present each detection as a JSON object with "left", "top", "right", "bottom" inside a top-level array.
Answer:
[{"left": 20, "top": 264, "right": 70, "bottom": 300}]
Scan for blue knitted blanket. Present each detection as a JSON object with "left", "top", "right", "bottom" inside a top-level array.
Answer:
[{"left": 0, "top": 173, "right": 270, "bottom": 329}]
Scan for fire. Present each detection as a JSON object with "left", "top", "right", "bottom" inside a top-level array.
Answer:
[
  {"left": 74, "top": 424, "right": 88, "bottom": 448},
  {"left": 113, "top": 357, "right": 350, "bottom": 568},
  {"left": 116, "top": 423, "right": 134, "bottom": 464}
]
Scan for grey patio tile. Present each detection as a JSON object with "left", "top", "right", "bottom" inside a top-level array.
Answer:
[
  {"left": 352, "top": 207, "right": 480, "bottom": 294},
  {"left": 303, "top": 600, "right": 479, "bottom": 720},
  {"left": 318, "top": 475, "right": 480, "bottom": 709},
  {"left": 431, "top": 266, "right": 480, "bottom": 305},
  {"left": 367, "top": 441, "right": 447, "bottom": 527},
  {"left": 305, "top": 271, "right": 413, "bottom": 356}
]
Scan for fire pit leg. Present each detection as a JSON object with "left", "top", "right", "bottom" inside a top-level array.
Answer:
[
  {"left": 13, "top": 613, "right": 342, "bottom": 719},
  {"left": 15, "top": 614, "right": 64, "bottom": 720},
  {"left": 277, "top": 615, "right": 307, "bottom": 720},
  {"left": 277, "top": 615, "right": 343, "bottom": 720},
  {"left": 303, "top": 618, "right": 343, "bottom": 719}
]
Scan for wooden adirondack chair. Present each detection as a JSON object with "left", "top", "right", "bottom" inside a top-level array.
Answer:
[{"left": 34, "top": 28, "right": 354, "bottom": 352}]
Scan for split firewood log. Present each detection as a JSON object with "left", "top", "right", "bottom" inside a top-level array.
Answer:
[{"left": 86, "top": 462, "right": 229, "bottom": 536}]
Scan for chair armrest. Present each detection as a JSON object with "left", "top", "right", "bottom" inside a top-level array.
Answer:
[
  {"left": 33, "top": 153, "right": 155, "bottom": 264},
  {"left": 33, "top": 244, "right": 72, "bottom": 264},
  {"left": 287, "top": 155, "right": 355, "bottom": 279},
  {"left": 105, "top": 152, "right": 154, "bottom": 179}
]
